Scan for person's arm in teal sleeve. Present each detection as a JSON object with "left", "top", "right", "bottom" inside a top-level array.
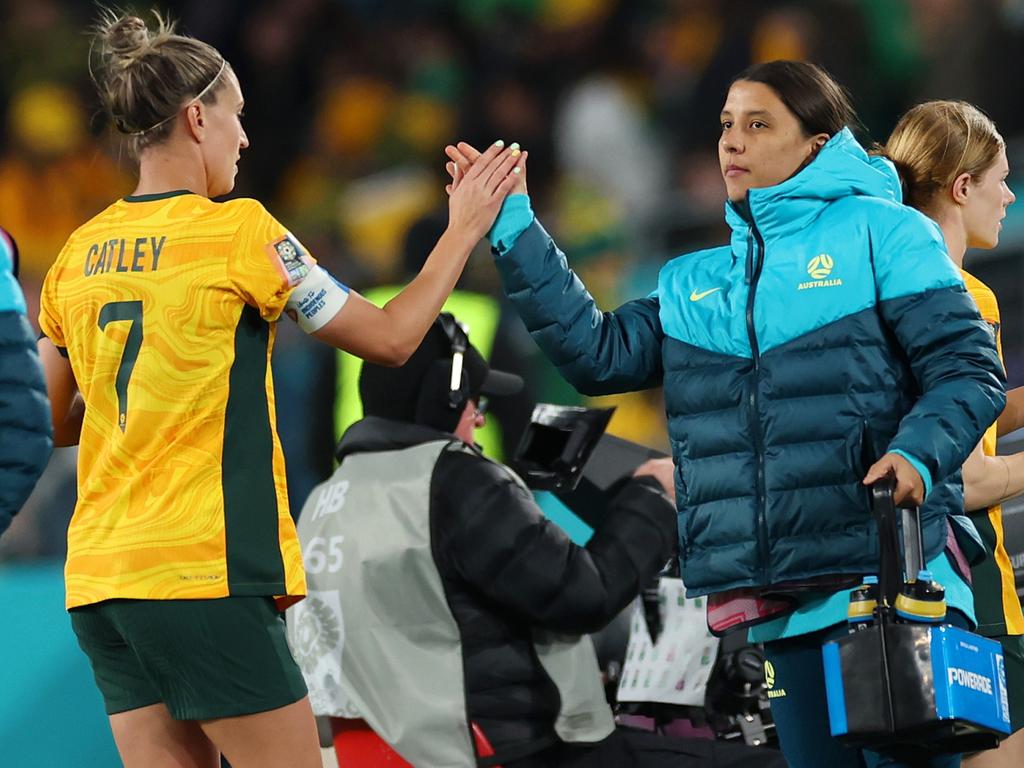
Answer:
[
  {"left": 863, "top": 207, "right": 1004, "bottom": 506},
  {"left": 488, "top": 193, "right": 534, "bottom": 254},
  {"left": 447, "top": 142, "right": 663, "bottom": 396}
]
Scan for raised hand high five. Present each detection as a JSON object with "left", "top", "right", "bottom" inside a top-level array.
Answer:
[
  {"left": 446, "top": 140, "right": 524, "bottom": 241},
  {"left": 302, "top": 140, "right": 522, "bottom": 366},
  {"left": 446, "top": 141, "right": 529, "bottom": 198}
]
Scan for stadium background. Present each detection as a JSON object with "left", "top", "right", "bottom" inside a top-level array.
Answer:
[{"left": 3, "top": 1, "right": 1024, "bottom": 765}]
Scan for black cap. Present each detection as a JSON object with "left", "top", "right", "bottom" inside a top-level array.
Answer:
[{"left": 359, "top": 315, "right": 522, "bottom": 431}]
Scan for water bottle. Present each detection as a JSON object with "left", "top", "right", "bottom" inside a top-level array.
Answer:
[
  {"left": 847, "top": 575, "right": 879, "bottom": 632},
  {"left": 894, "top": 569, "right": 946, "bottom": 624}
]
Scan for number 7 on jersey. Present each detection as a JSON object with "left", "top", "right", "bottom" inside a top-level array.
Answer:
[{"left": 98, "top": 300, "right": 144, "bottom": 432}]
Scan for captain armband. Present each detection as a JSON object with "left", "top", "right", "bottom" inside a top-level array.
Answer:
[{"left": 285, "top": 265, "right": 350, "bottom": 333}]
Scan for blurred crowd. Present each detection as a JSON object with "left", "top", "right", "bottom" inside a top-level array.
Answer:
[{"left": 5, "top": 0, "right": 1024, "bottom": 559}]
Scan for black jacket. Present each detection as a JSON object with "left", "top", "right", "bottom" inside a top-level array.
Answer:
[{"left": 336, "top": 417, "right": 677, "bottom": 764}]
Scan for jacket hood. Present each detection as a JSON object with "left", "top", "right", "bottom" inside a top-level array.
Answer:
[{"left": 725, "top": 127, "right": 903, "bottom": 238}]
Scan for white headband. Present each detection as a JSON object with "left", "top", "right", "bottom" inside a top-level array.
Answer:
[{"left": 130, "top": 59, "right": 228, "bottom": 137}]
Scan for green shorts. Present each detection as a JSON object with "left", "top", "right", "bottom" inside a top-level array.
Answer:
[{"left": 70, "top": 596, "right": 307, "bottom": 720}]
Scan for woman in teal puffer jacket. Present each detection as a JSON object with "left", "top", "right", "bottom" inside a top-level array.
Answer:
[{"left": 447, "top": 61, "right": 1005, "bottom": 767}]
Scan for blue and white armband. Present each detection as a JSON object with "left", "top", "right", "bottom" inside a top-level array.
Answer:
[{"left": 285, "top": 265, "right": 350, "bottom": 333}]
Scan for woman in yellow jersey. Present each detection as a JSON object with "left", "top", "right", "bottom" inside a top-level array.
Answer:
[
  {"left": 35, "top": 11, "right": 521, "bottom": 768},
  {"left": 884, "top": 101, "right": 1024, "bottom": 767}
]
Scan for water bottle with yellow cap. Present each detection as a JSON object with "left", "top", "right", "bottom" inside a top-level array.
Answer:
[
  {"left": 847, "top": 575, "right": 879, "bottom": 632},
  {"left": 894, "top": 569, "right": 946, "bottom": 624}
]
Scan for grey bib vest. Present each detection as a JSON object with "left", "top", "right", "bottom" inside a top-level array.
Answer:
[{"left": 287, "top": 439, "right": 614, "bottom": 767}]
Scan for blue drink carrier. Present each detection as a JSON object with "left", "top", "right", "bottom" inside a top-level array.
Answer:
[{"left": 822, "top": 477, "right": 1010, "bottom": 760}]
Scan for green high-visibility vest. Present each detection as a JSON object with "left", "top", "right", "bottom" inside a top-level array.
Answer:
[{"left": 334, "top": 288, "right": 505, "bottom": 458}]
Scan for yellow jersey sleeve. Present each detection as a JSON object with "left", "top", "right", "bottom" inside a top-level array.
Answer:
[
  {"left": 229, "top": 201, "right": 316, "bottom": 321},
  {"left": 962, "top": 271, "right": 1002, "bottom": 458},
  {"left": 962, "top": 270, "right": 1002, "bottom": 362},
  {"left": 39, "top": 253, "right": 67, "bottom": 348}
]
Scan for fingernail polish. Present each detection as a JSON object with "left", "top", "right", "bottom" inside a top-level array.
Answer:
[
  {"left": 513, "top": 167, "right": 521, "bottom": 175},
  {"left": 509, "top": 142, "right": 520, "bottom": 151},
  {"left": 511, "top": 149, "right": 521, "bottom": 157},
  {"left": 494, "top": 139, "right": 504, "bottom": 148}
]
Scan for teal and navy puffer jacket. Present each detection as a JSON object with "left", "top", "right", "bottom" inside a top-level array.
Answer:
[
  {"left": 0, "top": 228, "right": 52, "bottom": 536},
  {"left": 492, "top": 128, "right": 1005, "bottom": 596}
]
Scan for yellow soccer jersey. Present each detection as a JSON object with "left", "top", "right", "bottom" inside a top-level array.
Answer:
[
  {"left": 40, "top": 190, "right": 314, "bottom": 610},
  {"left": 963, "top": 270, "right": 1024, "bottom": 635}
]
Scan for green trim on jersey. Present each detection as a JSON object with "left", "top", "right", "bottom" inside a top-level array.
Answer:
[
  {"left": 223, "top": 305, "right": 286, "bottom": 593},
  {"left": 123, "top": 189, "right": 194, "bottom": 203},
  {"left": 970, "top": 509, "right": 1014, "bottom": 637}
]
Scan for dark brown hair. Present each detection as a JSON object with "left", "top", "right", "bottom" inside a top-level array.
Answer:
[
  {"left": 91, "top": 10, "right": 228, "bottom": 154},
  {"left": 732, "top": 60, "right": 856, "bottom": 138}
]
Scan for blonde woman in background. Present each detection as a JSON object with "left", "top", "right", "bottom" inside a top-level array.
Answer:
[{"left": 884, "top": 100, "right": 1024, "bottom": 767}]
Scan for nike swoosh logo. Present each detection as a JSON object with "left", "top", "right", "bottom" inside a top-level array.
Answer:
[{"left": 690, "top": 287, "right": 723, "bottom": 302}]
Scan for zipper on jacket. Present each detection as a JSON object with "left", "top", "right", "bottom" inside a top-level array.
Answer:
[{"left": 743, "top": 199, "right": 770, "bottom": 585}]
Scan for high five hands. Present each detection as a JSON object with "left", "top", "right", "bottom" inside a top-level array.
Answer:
[
  {"left": 446, "top": 140, "right": 526, "bottom": 242},
  {"left": 445, "top": 141, "right": 529, "bottom": 199}
]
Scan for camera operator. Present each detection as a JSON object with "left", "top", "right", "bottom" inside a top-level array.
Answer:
[{"left": 287, "top": 314, "right": 781, "bottom": 767}]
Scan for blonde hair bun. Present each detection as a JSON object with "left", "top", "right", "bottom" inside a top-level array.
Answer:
[
  {"left": 89, "top": 9, "right": 225, "bottom": 150},
  {"left": 94, "top": 11, "right": 175, "bottom": 69},
  {"left": 103, "top": 15, "right": 150, "bottom": 62}
]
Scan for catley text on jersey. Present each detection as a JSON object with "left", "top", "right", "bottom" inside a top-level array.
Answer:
[{"left": 84, "top": 236, "right": 166, "bottom": 276}]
